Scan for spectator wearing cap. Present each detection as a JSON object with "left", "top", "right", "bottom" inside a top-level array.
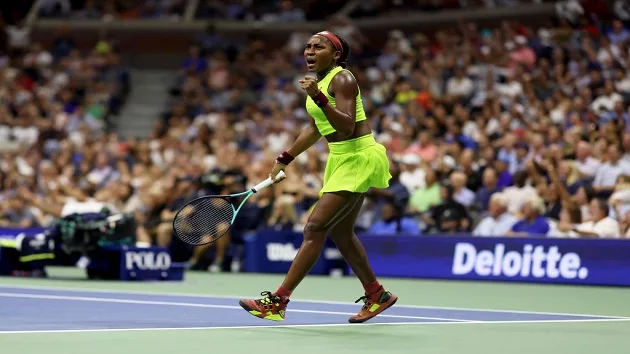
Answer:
[
  {"left": 424, "top": 184, "right": 470, "bottom": 233},
  {"left": 473, "top": 193, "right": 518, "bottom": 237},
  {"left": 507, "top": 195, "right": 550, "bottom": 237},
  {"left": 574, "top": 198, "right": 622, "bottom": 238},
  {"left": 438, "top": 208, "right": 469, "bottom": 234},
  {"left": 398, "top": 153, "right": 425, "bottom": 193}
]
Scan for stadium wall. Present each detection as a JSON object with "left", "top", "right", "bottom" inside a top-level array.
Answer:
[
  {"left": 2, "top": 228, "right": 629, "bottom": 286},
  {"left": 241, "top": 230, "right": 630, "bottom": 287},
  {"left": 28, "top": 3, "right": 557, "bottom": 55}
]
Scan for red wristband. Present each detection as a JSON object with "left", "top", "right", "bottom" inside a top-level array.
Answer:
[
  {"left": 276, "top": 151, "right": 294, "bottom": 165},
  {"left": 312, "top": 91, "right": 329, "bottom": 108}
]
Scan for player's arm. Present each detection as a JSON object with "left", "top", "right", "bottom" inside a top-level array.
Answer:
[
  {"left": 286, "top": 118, "right": 322, "bottom": 158},
  {"left": 300, "top": 71, "right": 357, "bottom": 138}
]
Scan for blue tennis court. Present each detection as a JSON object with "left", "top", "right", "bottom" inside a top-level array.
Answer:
[{"left": 0, "top": 284, "right": 625, "bottom": 334}]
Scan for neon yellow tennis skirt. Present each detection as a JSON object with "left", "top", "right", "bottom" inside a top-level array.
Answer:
[{"left": 320, "top": 134, "right": 391, "bottom": 196}]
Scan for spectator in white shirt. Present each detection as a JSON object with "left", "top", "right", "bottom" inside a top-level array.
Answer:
[
  {"left": 591, "top": 81, "right": 623, "bottom": 117},
  {"left": 593, "top": 143, "right": 630, "bottom": 196},
  {"left": 547, "top": 204, "right": 583, "bottom": 238},
  {"left": 495, "top": 73, "right": 523, "bottom": 101},
  {"left": 574, "top": 199, "right": 621, "bottom": 238},
  {"left": 502, "top": 171, "right": 538, "bottom": 216},
  {"left": 473, "top": 193, "right": 518, "bottom": 237},
  {"left": 398, "top": 153, "right": 425, "bottom": 193},
  {"left": 446, "top": 67, "right": 474, "bottom": 102},
  {"left": 574, "top": 140, "right": 600, "bottom": 180}
]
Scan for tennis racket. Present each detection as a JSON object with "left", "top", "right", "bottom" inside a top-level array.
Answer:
[{"left": 172, "top": 171, "right": 286, "bottom": 246}]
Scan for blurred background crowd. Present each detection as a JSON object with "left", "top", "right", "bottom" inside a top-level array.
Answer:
[{"left": 1, "top": 0, "right": 630, "bottom": 271}]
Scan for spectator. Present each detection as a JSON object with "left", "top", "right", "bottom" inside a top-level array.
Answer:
[
  {"left": 574, "top": 198, "right": 622, "bottom": 238},
  {"left": 547, "top": 202, "right": 583, "bottom": 238},
  {"left": 398, "top": 154, "right": 425, "bottom": 193},
  {"left": 425, "top": 184, "right": 470, "bottom": 233},
  {"left": 593, "top": 143, "right": 630, "bottom": 197},
  {"left": 502, "top": 171, "right": 537, "bottom": 216},
  {"left": 450, "top": 171, "right": 475, "bottom": 208},
  {"left": 574, "top": 140, "right": 601, "bottom": 181},
  {"left": 508, "top": 195, "right": 550, "bottom": 237},
  {"left": 368, "top": 202, "right": 421, "bottom": 236},
  {"left": 473, "top": 193, "right": 518, "bottom": 237},
  {"left": 6, "top": 3, "right": 630, "bottom": 271},
  {"left": 475, "top": 167, "right": 502, "bottom": 211},
  {"left": 408, "top": 168, "right": 441, "bottom": 215}
]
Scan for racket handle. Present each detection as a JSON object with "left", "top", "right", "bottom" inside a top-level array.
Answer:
[{"left": 252, "top": 170, "right": 286, "bottom": 193}]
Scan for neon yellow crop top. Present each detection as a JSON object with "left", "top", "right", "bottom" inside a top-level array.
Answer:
[{"left": 305, "top": 66, "right": 367, "bottom": 136}]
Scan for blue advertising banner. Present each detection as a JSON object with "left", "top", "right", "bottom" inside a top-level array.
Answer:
[
  {"left": 87, "top": 246, "right": 186, "bottom": 281},
  {"left": 355, "top": 235, "right": 630, "bottom": 286},
  {"left": 0, "top": 228, "right": 46, "bottom": 241},
  {"left": 243, "top": 230, "right": 343, "bottom": 275},
  {"left": 0, "top": 228, "right": 185, "bottom": 281}
]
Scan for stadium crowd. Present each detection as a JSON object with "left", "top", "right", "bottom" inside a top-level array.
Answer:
[
  {"left": 2, "top": 1, "right": 630, "bottom": 271},
  {"left": 163, "top": 6, "right": 630, "bottom": 242}
]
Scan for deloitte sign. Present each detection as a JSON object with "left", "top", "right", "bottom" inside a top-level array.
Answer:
[{"left": 452, "top": 243, "right": 589, "bottom": 280}]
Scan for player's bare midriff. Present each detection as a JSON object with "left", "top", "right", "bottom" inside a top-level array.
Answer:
[{"left": 324, "top": 120, "right": 372, "bottom": 143}]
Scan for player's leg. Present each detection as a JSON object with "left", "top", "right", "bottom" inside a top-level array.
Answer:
[
  {"left": 328, "top": 195, "right": 375, "bottom": 284},
  {"left": 239, "top": 191, "right": 361, "bottom": 321},
  {"left": 328, "top": 195, "right": 398, "bottom": 323},
  {"left": 279, "top": 191, "right": 361, "bottom": 291}
]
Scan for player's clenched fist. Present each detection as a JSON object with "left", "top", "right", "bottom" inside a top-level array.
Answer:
[{"left": 299, "top": 76, "right": 320, "bottom": 97}]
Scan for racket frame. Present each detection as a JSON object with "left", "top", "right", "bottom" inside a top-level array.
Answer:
[{"left": 172, "top": 170, "right": 286, "bottom": 245}]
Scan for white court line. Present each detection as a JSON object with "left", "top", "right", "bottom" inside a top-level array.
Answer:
[
  {"left": 0, "top": 283, "right": 627, "bottom": 320},
  {"left": 0, "top": 292, "right": 469, "bottom": 322},
  {"left": 1, "top": 318, "right": 629, "bottom": 335}
]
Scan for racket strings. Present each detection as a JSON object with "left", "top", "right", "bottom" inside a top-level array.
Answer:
[{"left": 173, "top": 197, "right": 234, "bottom": 245}]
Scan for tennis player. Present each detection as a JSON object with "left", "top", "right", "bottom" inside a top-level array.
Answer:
[{"left": 239, "top": 31, "right": 397, "bottom": 323}]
